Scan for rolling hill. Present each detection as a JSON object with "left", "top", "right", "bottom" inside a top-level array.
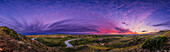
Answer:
[
  {"left": 0, "top": 26, "right": 52, "bottom": 52},
  {"left": 0, "top": 26, "right": 169, "bottom": 52}
]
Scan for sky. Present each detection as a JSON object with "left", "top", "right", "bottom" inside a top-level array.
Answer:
[{"left": 0, "top": 0, "right": 169, "bottom": 35}]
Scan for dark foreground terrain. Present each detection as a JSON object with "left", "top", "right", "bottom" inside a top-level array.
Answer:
[{"left": 0, "top": 26, "right": 170, "bottom": 52}]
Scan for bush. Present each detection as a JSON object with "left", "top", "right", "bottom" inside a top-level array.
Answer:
[
  {"left": 2, "top": 29, "right": 22, "bottom": 40},
  {"left": 142, "top": 35, "right": 168, "bottom": 51}
]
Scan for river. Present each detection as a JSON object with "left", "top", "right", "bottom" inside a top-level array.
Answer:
[
  {"left": 31, "top": 38, "right": 79, "bottom": 48},
  {"left": 65, "top": 39, "right": 79, "bottom": 47}
]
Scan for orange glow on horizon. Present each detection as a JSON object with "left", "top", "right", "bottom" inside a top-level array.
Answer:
[{"left": 92, "top": 31, "right": 156, "bottom": 35}]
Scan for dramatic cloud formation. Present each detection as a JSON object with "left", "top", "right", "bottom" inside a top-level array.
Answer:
[{"left": 0, "top": 0, "right": 169, "bottom": 34}]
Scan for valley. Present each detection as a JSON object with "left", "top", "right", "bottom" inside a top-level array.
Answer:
[
  {"left": 0, "top": 26, "right": 169, "bottom": 52},
  {"left": 26, "top": 32, "right": 170, "bottom": 52}
]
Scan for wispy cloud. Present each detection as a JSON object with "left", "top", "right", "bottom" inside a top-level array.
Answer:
[
  {"left": 0, "top": 0, "right": 169, "bottom": 34},
  {"left": 152, "top": 21, "right": 170, "bottom": 27}
]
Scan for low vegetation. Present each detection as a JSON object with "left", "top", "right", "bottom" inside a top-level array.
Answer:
[
  {"left": 36, "top": 37, "right": 75, "bottom": 47},
  {"left": 26, "top": 33, "right": 170, "bottom": 52},
  {"left": 0, "top": 26, "right": 51, "bottom": 52},
  {"left": 0, "top": 26, "right": 169, "bottom": 52},
  {"left": 142, "top": 35, "right": 168, "bottom": 51}
]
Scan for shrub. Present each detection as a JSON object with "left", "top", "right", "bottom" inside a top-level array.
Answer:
[
  {"left": 142, "top": 35, "right": 168, "bottom": 51},
  {"left": 2, "top": 28, "right": 22, "bottom": 40}
]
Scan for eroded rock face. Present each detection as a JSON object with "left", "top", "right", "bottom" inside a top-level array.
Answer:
[{"left": 0, "top": 26, "right": 48, "bottom": 52}]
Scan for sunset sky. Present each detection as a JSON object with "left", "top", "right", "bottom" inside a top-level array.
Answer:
[{"left": 0, "top": 0, "right": 169, "bottom": 34}]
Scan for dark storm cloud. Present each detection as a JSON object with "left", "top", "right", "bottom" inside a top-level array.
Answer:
[{"left": 152, "top": 21, "right": 170, "bottom": 27}]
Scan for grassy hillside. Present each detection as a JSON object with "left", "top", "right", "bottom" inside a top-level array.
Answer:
[{"left": 0, "top": 26, "right": 57, "bottom": 52}]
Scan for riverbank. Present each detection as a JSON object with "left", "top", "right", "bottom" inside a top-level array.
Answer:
[{"left": 65, "top": 39, "right": 80, "bottom": 47}]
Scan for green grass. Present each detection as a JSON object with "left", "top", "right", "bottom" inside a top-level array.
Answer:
[
  {"left": 36, "top": 37, "right": 76, "bottom": 47},
  {"left": 105, "top": 35, "right": 150, "bottom": 49},
  {"left": 88, "top": 45, "right": 109, "bottom": 50},
  {"left": 69, "top": 37, "right": 121, "bottom": 46},
  {"left": 25, "top": 33, "right": 169, "bottom": 52},
  {"left": 142, "top": 35, "right": 168, "bottom": 51}
]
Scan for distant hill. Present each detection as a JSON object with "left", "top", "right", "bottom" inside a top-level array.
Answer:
[{"left": 0, "top": 26, "right": 50, "bottom": 52}]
